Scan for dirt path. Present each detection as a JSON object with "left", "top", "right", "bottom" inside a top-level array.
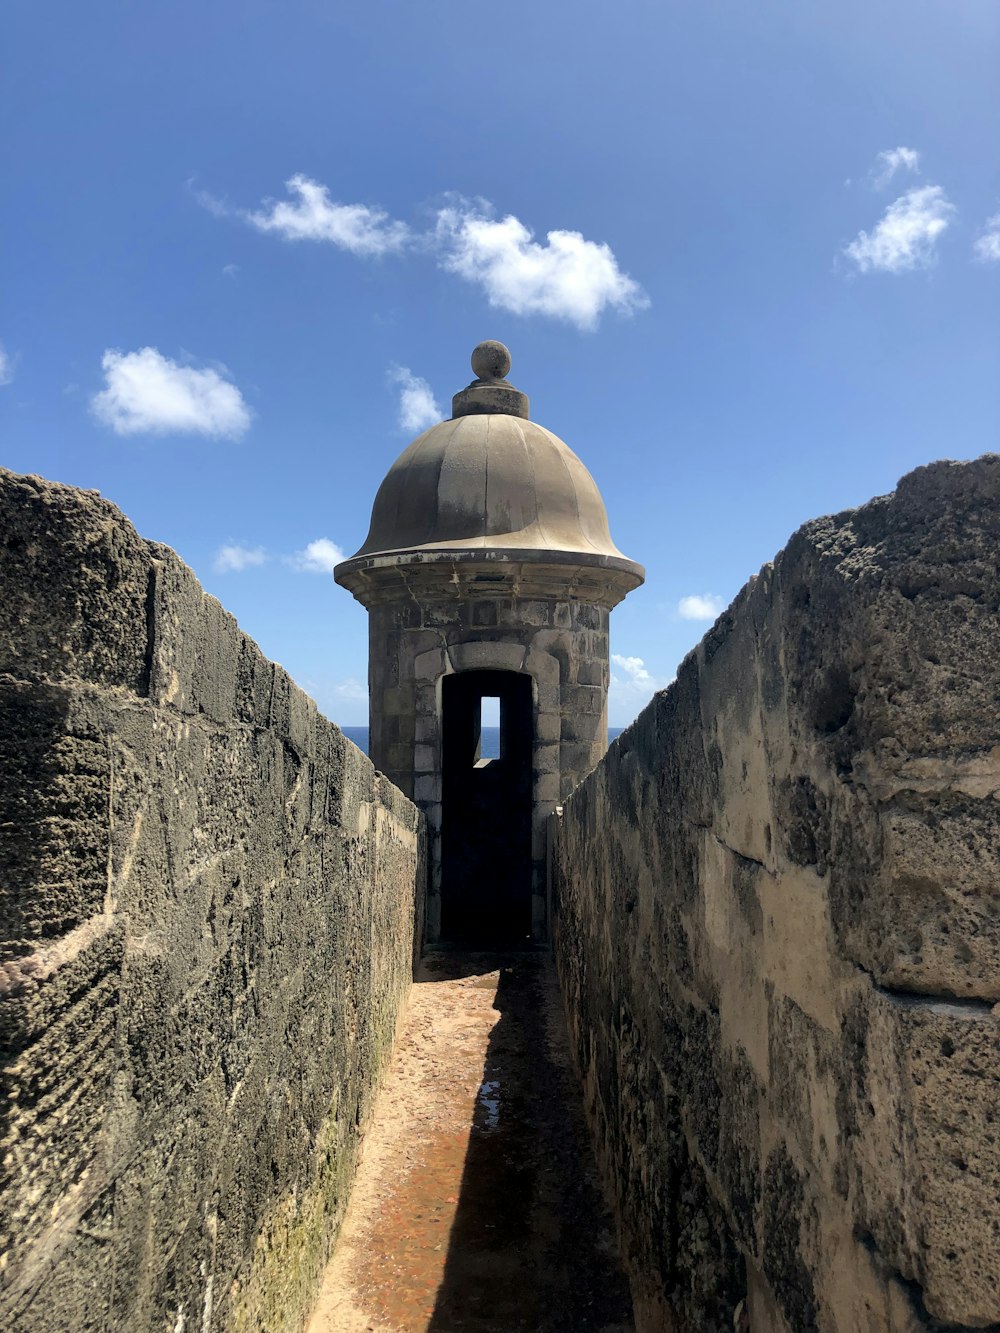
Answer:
[{"left": 307, "top": 952, "right": 634, "bottom": 1333}]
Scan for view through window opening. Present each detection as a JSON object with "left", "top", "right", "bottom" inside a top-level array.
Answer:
[
  {"left": 441, "top": 669, "right": 533, "bottom": 944},
  {"left": 476, "top": 695, "right": 502, "bottom": 766}
]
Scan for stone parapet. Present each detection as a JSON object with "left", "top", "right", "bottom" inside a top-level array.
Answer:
[
  {"left": 550, "top": 455, "right": 1000, "bottom": 1331},
  {"left": 0, "top": 469, "right": 425, "bottom": 1333}
]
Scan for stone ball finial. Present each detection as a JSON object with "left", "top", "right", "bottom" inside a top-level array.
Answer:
[
  {"left": 452, "top": 341, "right": 528, "bottom": 418},
  {"left": 471, "top": 340, "right": 511, "bottom": 382}
]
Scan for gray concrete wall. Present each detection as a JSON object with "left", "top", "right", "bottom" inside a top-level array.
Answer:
[
  {"left": 0, "top": 470, "right": 425, "bottom": 1332},
  {"left": 550, "top": 456, "right": 1000, "bottom": 1332}
]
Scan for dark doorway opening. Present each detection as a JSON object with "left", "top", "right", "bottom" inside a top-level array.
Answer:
[{"left": 441, "top": 670, "right": 533, "bottom": 945}]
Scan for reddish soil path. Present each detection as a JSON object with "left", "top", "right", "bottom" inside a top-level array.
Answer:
[{"left": 307, "top": 952, "right": 634, "bottom": 1333}]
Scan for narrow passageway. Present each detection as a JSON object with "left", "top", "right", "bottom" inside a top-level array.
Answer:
[{"left": 308, "top": 953, "right": 634, "bottom": 1333}]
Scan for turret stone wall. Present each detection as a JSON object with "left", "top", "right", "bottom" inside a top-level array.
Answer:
[
  {"left": 356, "top": 559, "right": 616, "bottom": 940},
  {"left": 0, "top": 471, "right": 425, "bottom": 1332},
  {"left": 550, "top": 456, "right": 1000, "bottom": 1332}
]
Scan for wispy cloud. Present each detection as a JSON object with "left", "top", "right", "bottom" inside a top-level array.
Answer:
[
  {"left": 91, "top": 347, "right": 251, "bottom": 438},
  {"left": 213, "top": 543, "right": 267, "bottom": 573},
  {"left": 844, "top": 185, "right": 954, "bottom": 274},
  {"left": 389, "top": 365, "right": 440, "bottom": 432},
  {"left": 0, "top": 344, "right": 12, "bottom": 386},
  {"left": 677, "top": 593, "right": 725, "bottom": 621},
  {"left": 334, "top": 678, "right": 367, "bottom": 703},
  {"left": 434, "top": 200, "right": 648, "bottom": 331},
  {"left": 186, "top": 176, "right": 231, "bottom": 219},
  {"left": 245, "top": 175, "right": 410, "bottom": 256},
  {"left": 609, "top": 653, "right": 671, "bottom": 716},
  {"left": 870, "top": 146, "right": 920, "bottom": 189},
  {"left": 222, "top": 263, "right": 239, "bottom": 278},
  {"left": 288, "top": 537, "right": 345, "bottom": 574},
  {"left": 211, "top": 538, "right": 349, "bottom": 575},
  {"left": 973, "top": 212, "right": 1000, "bottom": 263}
]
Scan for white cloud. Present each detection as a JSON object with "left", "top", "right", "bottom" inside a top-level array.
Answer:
[
  {"left": 222, "top": 263, "right": 239, "bottom": 278},
  {"left": 199, "top": 175, "right": 648, "bottom": 328},
  {"left": 973, "top": 212, "right": 1000, "bottom": 263},
  {"left": 289, "top": 537, "right": 345, "bottom": 574},
  {"left": 246, "top": 175, "right": 409, "bottom": 256},
  {"left": 677, "top": 593, "right": 725, "bottom": 621},
  {"left": 0, "top": 344, "right": 12, "bottom": 386},
  {"left": 870, "top": 146, "right": 921, "bottom": 189},
  {"left": 91, "top": 347, "right": 251, "bottom": 439},
  {"left": 611, "top": 654, "right": 652, "bottom": 685},
  {"left": 844, "top": 185, "right": 955, "bottom": 274},
  {"left": 609, "top": 653, "right": 671, "bottom": 720},
  {"left": 213, "top": 543, "right": 267, "bottom": 573},
  {"left": 434, "top": 200, "right": 649, "bottom": 330},
  {"left": 334, "top": 678, "right": 367, "bottom": 703},
  {"left": 389, "top": 365, "right": 440, "bottom": 433}
]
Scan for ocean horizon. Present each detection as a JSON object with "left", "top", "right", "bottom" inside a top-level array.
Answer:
[{"left": 341, "top": 725, "right": 625, "bottom": 759}]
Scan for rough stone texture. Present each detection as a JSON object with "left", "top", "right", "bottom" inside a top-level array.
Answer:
[
  {"left": 551, "top": 456, "right": 1000, "bottom": 1332},
  {"left": 360, "top": 564, "right": 616, "bottom": 941},
  {"left": 0, "top": 469, "right": 425, "bottom": 1333}
]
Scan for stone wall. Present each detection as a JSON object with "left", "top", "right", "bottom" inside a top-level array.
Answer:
[
  {"left": 550, "top": 456, "right": 1000, "bottom": 1332},
  {"left": 345, "top": 553, "right": 621, "bottom": 941},
  {"left": 0, "top": 470, "right": 425, "bottom": 1332}
]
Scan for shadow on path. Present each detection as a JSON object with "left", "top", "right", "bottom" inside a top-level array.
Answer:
[{"left": 425, "top": 951, "right": 633, "bottom": 1333}]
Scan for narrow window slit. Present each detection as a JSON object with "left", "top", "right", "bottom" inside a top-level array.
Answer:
[{"left": 476, "top": 695, "right": 501, "bottom": 766}]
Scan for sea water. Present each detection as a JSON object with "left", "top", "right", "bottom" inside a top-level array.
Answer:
[{"left": 340, "top": 726, "right": 625, "bottom": 759}]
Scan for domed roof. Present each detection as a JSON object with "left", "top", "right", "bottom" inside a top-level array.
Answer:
[
  {"left": 349, "top": 412, "right": 634, "bottom": 560},
  {"left": 338, "top": 343, "right": 642, "bottom": 573}
]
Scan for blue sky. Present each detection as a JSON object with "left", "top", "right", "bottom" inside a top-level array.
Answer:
[{"left": 3, "top": 0, "right": 998, "bottom": 726}]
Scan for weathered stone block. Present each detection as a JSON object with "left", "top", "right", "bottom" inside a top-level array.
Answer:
[
  {"left": 560, "top": 739, "right": 603, "bottom": 780},
  {"left": 148, "top": 551, "right": 242, "bottom": 723},
  {"left": 381, "top": 684, "right": 414, "bottom": 717},
  {"left": 0, "top": 919, "right": 126, "bottom": 1303},
  {"left": 0, "top": 680, "right": 110, "bottom": 952},
  {"left": 413, "top": 714, "right": 438, "bottom": 745},
  {"left": 847, "top": 986, "right": 1000, "bottom": 1328},
  {"left": 532, "top": 742, "right": 560, "bottom": 775},
  {"left": 847, "top": 792, "right": 1000, "bottom": 1000},
  {"left": 414, "top": 773, "right": 441, "bottom": 804},
  {"left": 560, "top": 712, "right": 605, "bottom": 744},
  {"left": 576, "top": 658, "right": 607, "bottom": 687},
  {"left": 447, "top": 640, "right": 526, "bottom": 673},
  {"left": 518, "top": 599, "right": 552, "bottom": 627},
  {"left": 0, "top": 470, "right": 152, "bottom": 692},
  {"left": 413, "top": 742, "right": 436, "bottom": 772},
  {"left": 413, "top": 646, "right": 447, "bottom": 681},
  {"left": 535, "top": 710, "right": 561, "bottom": 744}
]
